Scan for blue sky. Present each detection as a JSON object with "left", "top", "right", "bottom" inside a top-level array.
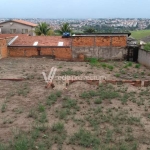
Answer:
[{"left": 0, "top": 0, "right": 150, "bottom": 18}]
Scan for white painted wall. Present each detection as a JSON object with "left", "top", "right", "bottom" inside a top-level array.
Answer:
[
  {"left": 138, "top": 49, "right": 150, "bottom": 68},
  {"left": 0, "top": 21, "right": 36, "bottom": 35}
]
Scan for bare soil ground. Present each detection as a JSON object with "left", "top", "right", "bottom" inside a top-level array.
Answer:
[{"left": 0, "top": 58, "right": 150, "bottom": 150}]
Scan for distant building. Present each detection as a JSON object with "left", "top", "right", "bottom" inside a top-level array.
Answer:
[
  {"left": 0, "top": 20, "right": 37, "bottom": 36},
  {"left": 0, "top": 26, "right": 2, "bottom": 34}
]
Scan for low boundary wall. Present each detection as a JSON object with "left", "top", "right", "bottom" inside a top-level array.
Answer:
[
  {"left": 138, "top": 49, "right": 150, "bottom": 68},
  {"left": 0, "top": 38, "right": 7, "bottom": 59},
  {"left": 8, "top": 46, "right": 72, "bottom": 60}
]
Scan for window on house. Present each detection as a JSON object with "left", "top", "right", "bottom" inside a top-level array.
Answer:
[
  {"left": 10, "top": 29, "right": 16, "bottom": 34},
  {"left": 22, "top": 29, "right": 28, "bottom": 34}
]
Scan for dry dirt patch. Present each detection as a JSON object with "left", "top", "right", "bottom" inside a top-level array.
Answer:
[{"left": 0, "top": 58, "right": 150, "bottom": 150}]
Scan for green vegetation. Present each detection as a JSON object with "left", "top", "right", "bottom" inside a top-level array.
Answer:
[
  {"left": 84, "top": 27, "right": 96, "bottom": 33},
  {"left": 86, "top": 58, "right": 99, "bottom": 66},
  {"left": 70, "top": 129, "right": 100, "bottom": 149},
  {"left": 87, "top": 60, "right": 149, "bottom": 79},
  {"left": 131, "top": 29, "right": 150, "bottom": 40},
  {"left": 1, "top": 59, "right": 150, "bottom": 150},
  {"left": 51, "top": 122, "right": 66, "bottom": 149},
  {"left": 135, "top": 64, "right": 141, "bottom": 68},
  {"left": 46, "top": 91, "right": 62, "bottom": 106},
  {"left": 80, "top": 85, "right": 120, "bottom": 101},
  {"left": 17, "top": 83, "right": 30, "bottom": 97},
  {"left": 124, "top": 61, "right": 133, "bottom": 68},
  {"left": 82, "top": 24, "right": 133, "bottom": 33},
  {"left": 1, "top": 103, "right": 7, "bottom": 113},
  {"left": 51, "top": 122, "right": 64, "bottom": 133},
  {"left": 38, "top": 104, "right": 45, "bottom": 112},
  {"left": 86, "top": 58, "right": 114, "bottom": 71},
  {"left": 57, "top": 22, "right": 72, "bottom": 35},
  {"left": 60, "top": 68, "right": 82, "bottom": 76},
  {"left": 1, "top": 83, "right": 150, "bottom": 150},
  {"left": 35, "top": 22, "right": 54, "bottom": 36},
  {"left": 56, "top": 109, "right": 70, "bottom": 119},
  {"left": 144, "top": 42, "right": 150, "bottom": 51}
]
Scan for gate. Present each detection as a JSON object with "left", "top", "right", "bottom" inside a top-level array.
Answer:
[{"left": 127, "top": 47, "right": 139, "bottom": 62}]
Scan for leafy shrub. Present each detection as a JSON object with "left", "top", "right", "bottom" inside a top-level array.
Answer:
[{"left": 144, "top": 43, "right": 150, "bottom": 51}]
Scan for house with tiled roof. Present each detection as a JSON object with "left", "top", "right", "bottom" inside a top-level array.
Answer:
[{"left": 0, "top": 19, "right": 37, "bottom": 36}]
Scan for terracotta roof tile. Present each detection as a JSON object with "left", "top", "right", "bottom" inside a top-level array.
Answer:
[
  {"left": 0, "top": 34, "right": 29, "bottom": 39},
  {"left": 0, "top": 20, "right": 37, "bottom": 27},
  {"left": 12, "top": 20, "right": 37, "bottom": 27},
  {"left": 10, "top": 36, "right": 71, "bottom": 47}
]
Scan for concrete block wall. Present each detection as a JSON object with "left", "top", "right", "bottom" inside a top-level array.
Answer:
[
  {"left": 138, "top": 49, "right": 150, "bottom": 68},
  {"left": 72, "top": 36, "right": 127, "bottom": 59},
  {"left": 72, "top": 47, "right": 127, "bottom": 59},
  {"left": 0, "top": 38, "right": 7, "bottom": 59}
]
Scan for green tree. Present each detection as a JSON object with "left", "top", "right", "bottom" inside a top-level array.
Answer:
[
  {"left": 58, "top": 23, "right": 72, "bottom": 35},
  {"left": 84, "top": 28, "right": 95, "bottom": 34},
  {"left": 35, "top": 22, "right": 53, "bottom": 36}
]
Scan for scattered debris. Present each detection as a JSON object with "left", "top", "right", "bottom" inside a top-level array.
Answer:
[
  {"left": 45, "top": 82, "right": 55, "bottom": 89},
  {"left": 65, "top": 79, "right": 150, "bottom": 88},
  {"left": 0, "top": 78, "right": 25, "bottom": 81}
]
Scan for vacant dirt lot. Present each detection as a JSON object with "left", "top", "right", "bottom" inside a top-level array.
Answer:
[{"left": 0, "top": 58, "right": 150, "bottom": 150}]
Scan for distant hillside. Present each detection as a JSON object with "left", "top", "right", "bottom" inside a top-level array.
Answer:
[{"left": 131, "top": 30, "right": 150, "bottom": 40}]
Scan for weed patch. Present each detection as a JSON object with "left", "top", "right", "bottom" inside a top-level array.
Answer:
[
  {"left": 61, "top": 69, "right": 82, "bottom": 76},
  {"left": 70, "top": 129, "right": 100, "bottom": 149},
  {"left": 46, "top": 91, "right": 62, "bottom": 106}
]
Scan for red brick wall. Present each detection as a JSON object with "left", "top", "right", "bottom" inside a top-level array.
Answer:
[
  {"left": 53, "top": 48, "right": 72, "bottom": 59},
  {"left": 95, "top": 36, "right": 111, "bottom": 46},
  {"left": 8, "top": 47, "right": 72, "bottom": 60},
  {"left": 9, "top": 47, "right": 38, "bottom": 57},
  {"left": 0, "top": 39, "right": 7, "bottom": 58},
  {"left": 41, "top": 48, "right": 53, "bottom": 55},
  {"left": 9, "top": 47, "right": 25, "bottom": 57},
  {"left": 72, "top": 37, "right": 94, "bottom": 46},
  {"left": 25, "top": 48, "right": 37, "bottom": 57},
  {"left": 72, "top": 36, "right": 127, "bottom": 47},
  {"left": 111, "top": 36, "right": 127, "bottom": 47},
  {"left": 41, "top": 47, "right": 72, "bottom": 59},
  {"left": 7, "top": 35, "right": 127, "bottom": 60}
]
